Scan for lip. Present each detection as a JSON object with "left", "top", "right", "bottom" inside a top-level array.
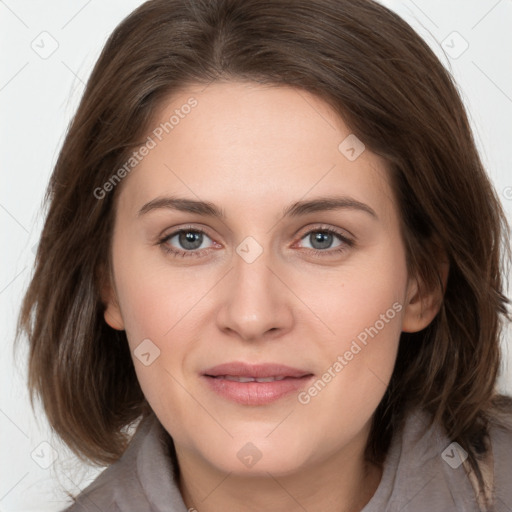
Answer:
[
  {"left": 202, "top": 362, "right": 314, "bottom": 405},
  {"left": 203, "top": 362, "right": 312, "bottom": 379}
]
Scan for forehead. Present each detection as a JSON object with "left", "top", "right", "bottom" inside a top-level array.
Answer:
[{"left": 116, "top": 81, "right": 395, "bottom": 225}]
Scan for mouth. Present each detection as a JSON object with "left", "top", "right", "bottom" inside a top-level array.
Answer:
[
  {"left": 210, "top": 375, "right": 290, "bottom": 382},
  {"left": 202, "top": 362, "right": 314, "bottom": 405}
]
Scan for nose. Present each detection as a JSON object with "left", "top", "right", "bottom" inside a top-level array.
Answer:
[{"left": 215, "top": 239, "right": 294, "bottom": 342}]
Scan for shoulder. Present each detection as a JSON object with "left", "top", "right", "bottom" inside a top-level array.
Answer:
[
  {"left": 61, "top": 412, "right": 186, "bottom": 512},
  {"left": 62, "top": 464, "right": 137, "bottom": 511},
  {"left": 365, "top": 408, "right": 480, "bottom": 511},
  {"left": 61, "top": 414, "right": 158, "bottom": 511},
  {"left": 487, "top": 396, "right": 512, "bottom": 509},
  {"left": 375, "top": 405, "right": 511, "bottom": 512}
]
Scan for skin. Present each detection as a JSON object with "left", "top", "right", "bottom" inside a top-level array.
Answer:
[{"left": 102, "top": 81, "right": 446, "bottom": 512}]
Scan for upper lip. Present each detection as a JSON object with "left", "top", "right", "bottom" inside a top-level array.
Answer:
[{"left": 203, "top": 362, "right": 312, "bottom": 379}]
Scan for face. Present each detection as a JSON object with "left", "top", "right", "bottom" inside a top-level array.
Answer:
[{"left": 103, "top": 80, "right": 433, "bottom": 477}]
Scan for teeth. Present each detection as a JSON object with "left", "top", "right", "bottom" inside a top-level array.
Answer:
[
  {"left": 224, "top": 376, "right": 255, "bottom": 382},
  {"left": 220, "top": 375, "right": 288, "bottom": 382}
]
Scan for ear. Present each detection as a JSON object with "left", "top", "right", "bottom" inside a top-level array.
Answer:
[
  {"left": 98, "top": 263, "right": 125, "bottom": 331},
  {"left": 401, "top": 255, "right": 449, "bottom": 333}
]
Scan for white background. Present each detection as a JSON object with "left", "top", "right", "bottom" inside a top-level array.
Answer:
[{"left": 1, "top": 1, "right": 511, "bottom": 510}]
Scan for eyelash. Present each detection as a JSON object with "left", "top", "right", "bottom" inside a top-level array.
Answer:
[{"left": 157, "top": 224, "right": 354, "bottom": 259}]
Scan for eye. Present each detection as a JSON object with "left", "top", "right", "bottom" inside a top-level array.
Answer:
[
  {"left": 158, "top": 226, "right": 216, "bottom": 258},
  {"left": 157, "top": 225, "right": 354, "bottom": 259},
  {"left": 295, "top": 226, "right": 354, "bottom": 257}
]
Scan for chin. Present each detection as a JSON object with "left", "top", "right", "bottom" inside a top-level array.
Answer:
[{"left": 196, "top": 435, "right": 313, "bottom": 477}]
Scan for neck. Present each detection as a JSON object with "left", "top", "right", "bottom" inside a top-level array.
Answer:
[{"left": 175, "top": 438, "right": 382, "bottom": 512}]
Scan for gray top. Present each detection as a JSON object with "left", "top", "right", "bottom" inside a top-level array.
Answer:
[{"left": 63, "top": 408, "right": 512, "bottom": 511}]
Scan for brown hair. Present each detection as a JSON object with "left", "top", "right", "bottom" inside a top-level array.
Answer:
[{"left": 16, "top": 0, "right": 511, "bottom": 492}]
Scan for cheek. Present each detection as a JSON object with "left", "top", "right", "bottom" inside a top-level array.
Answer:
[
  {"left": 301, "top": 237, "right": 407, "bottom": 351},
  {"left": 294, "top": 293, "right": 403, "bottom": 456},
  {"left": 303, "top": 288, "right": 403, "bottom": 404},
  {"left": 111, "top": 237, "right": 190, "bottom": 341},
  {"left": 110, "top": 245, "right": 211, "bottom": 404},
  {"left": 294, "top": 240, "right": 406, "bottom": 417}
]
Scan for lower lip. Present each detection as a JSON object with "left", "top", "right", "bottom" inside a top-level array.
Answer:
[{"left": 202, "top": 375, "right": 314, "bottom": 405}]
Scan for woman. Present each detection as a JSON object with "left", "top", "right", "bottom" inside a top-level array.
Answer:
[{"left": 17, "top": 0, "right": 512, "bottom": 510}]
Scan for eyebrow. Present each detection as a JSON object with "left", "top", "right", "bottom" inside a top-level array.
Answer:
[{"left": 137, "top": 195, "right": 378, "bottom": 220}]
